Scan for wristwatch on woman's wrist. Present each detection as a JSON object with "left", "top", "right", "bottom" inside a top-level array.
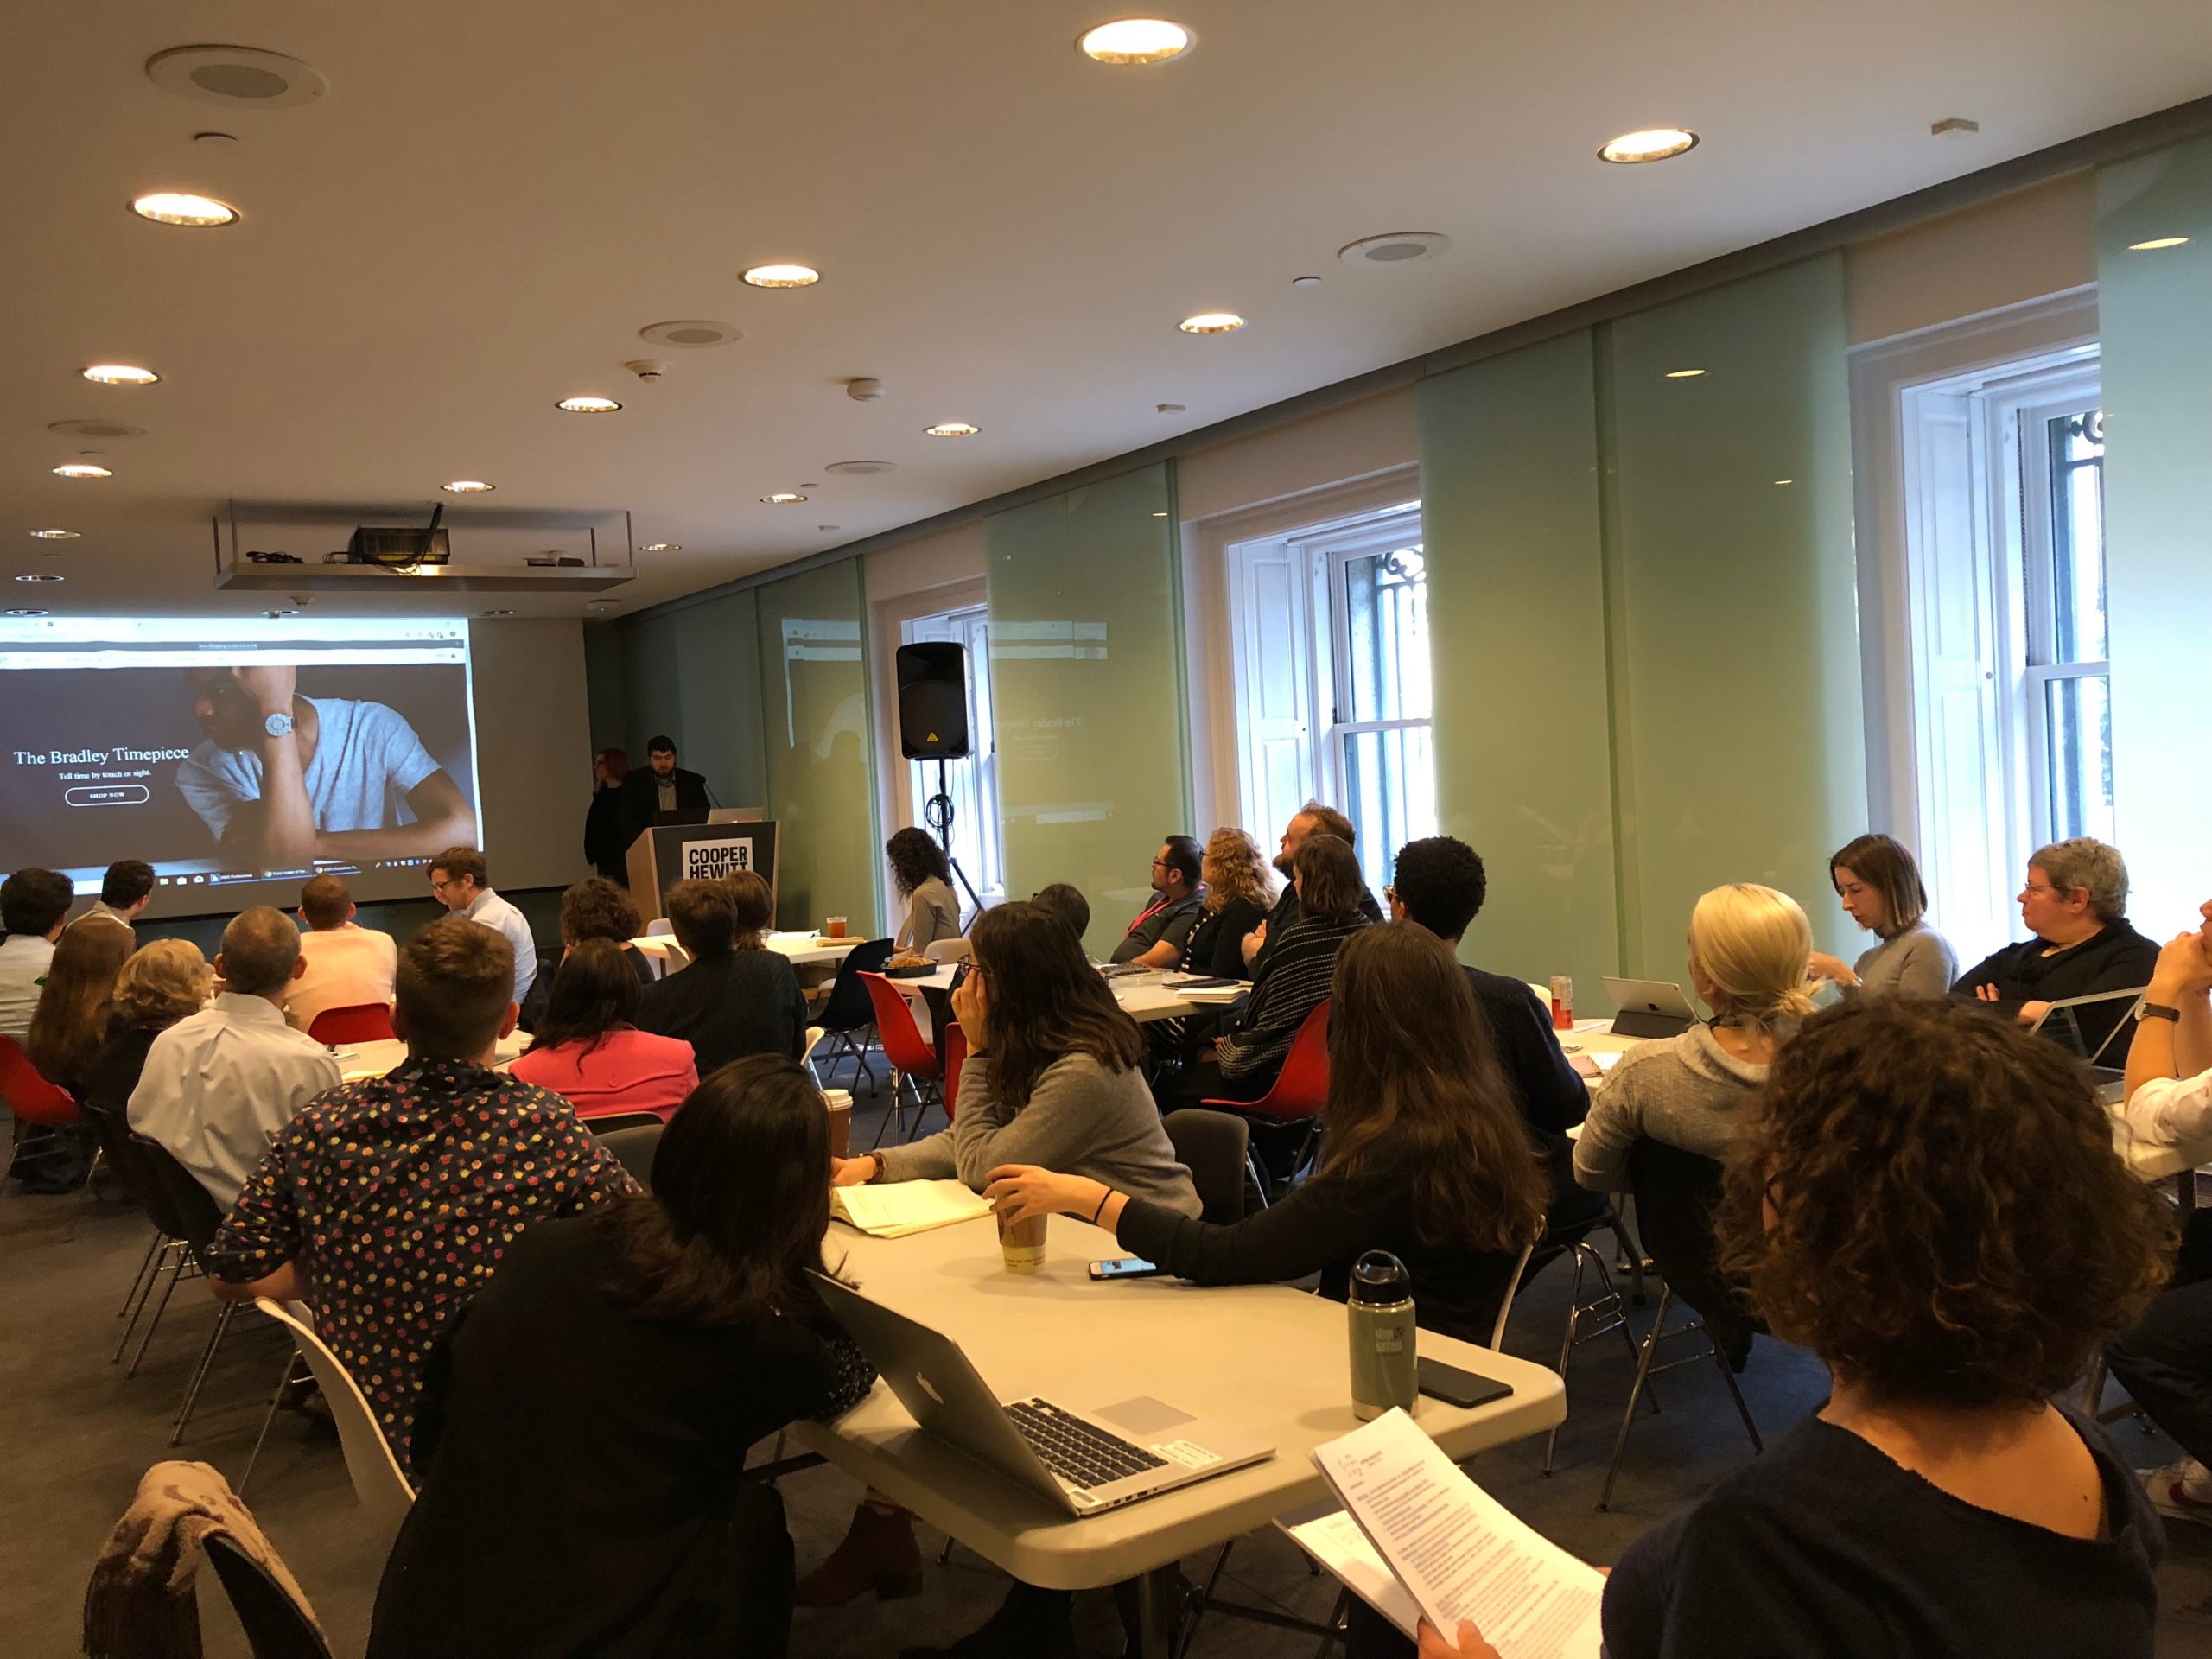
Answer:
[{"left": 2137, "top": 1001, "right": 2182, "bottom": 1024}]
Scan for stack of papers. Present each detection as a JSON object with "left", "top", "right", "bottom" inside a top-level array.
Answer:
[
  {"left": 1302, "top": 1408, "right": 1604, "bottom": 1656},
  {"left": 831, "top": 1179, "right": 993, "bottom": 1238}
]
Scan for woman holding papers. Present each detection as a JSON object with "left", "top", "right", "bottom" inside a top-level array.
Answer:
[
  {"left": 1404, "top": 996, "right": 2171, "bottom": 1659},
  {"left": 986, "top": 921, "right": 1548, "bottom": 1345}
]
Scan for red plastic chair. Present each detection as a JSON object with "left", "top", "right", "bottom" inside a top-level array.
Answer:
[
  {"left": 859, "top": 972, "right": 947, "bottom": 1149},
  {"left": 0, "top": 1034, "right": 79, "bottom": 1127},
  {"left": 306, "top": 1003, "right": 395, "bottom": 1045},
  {"left": 938, "top": 1021, "right": 967, "bottom": 1124},
  {"left": 1204, "top": 999, "right": 1331, "bottom": 1204}
]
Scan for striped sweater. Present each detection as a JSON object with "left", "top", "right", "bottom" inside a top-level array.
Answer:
[{"left": 1215, "top": 911, "right": 1368, "bottom": 1081}]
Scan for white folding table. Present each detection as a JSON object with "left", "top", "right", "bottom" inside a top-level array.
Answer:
[{"left": 626, "top": 930, "right": 863, "bottom": 978}]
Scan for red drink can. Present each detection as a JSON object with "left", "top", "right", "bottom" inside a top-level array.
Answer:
[{"left": 1549, "top": 976, "right": 1573, "bottom": 1031}]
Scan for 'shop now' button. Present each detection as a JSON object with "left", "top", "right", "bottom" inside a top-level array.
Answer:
[{"left": 65, "top": 785, "right": 151, "bottom": 807}]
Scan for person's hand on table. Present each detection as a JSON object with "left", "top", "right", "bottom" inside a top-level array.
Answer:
[
  {"left": 2152, "top": 930, "right": 2212, "bottom": 1002},
  {"left": 950, "top": 962, "right": 991, "bottom": 1052},
  {"left": 831, "top": 1154, "right": 880, "bottom": 1187},
  {"left": 983, "top": 1165, "right": 1103, "bottom": 1227}
]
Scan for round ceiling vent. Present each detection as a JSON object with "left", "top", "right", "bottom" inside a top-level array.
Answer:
[
  {"left": 823, "top": 460, "right": 896, "bottom": 476},
  {"left": 49, "top": 418, "right": 147, "bottom": 441},
  {"left": 639, "top": 319, "right": 741, "bottom": 349},
  {"left": 146, "top": 45, "right": 328, "bottom": 109},
  {"left": 1338, "top": 231, "right": 1452, "bottom": 268}
]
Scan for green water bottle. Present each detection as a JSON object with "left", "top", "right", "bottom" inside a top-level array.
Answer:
[{"left": 1348, "top": 1250, "right": 1417, "bottom": 1421}]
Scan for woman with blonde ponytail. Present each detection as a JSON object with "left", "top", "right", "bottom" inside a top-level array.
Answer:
[{"left": 1573, "top": 883, "right": 1814, "bottom": 1192}]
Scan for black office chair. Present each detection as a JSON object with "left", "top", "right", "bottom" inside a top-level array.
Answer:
[
  {"left": 202, "top": 1531, "right": 333, "bottom": 1659},
  {"left": 1597, "top": 1138, "right": 1764, "bottom": 1510},
  {"left": 811, "top": 938, "right": 895, "bottom": 1090},
  {"left": 1161, "top": 1110, "right": 1249, "bottom": 1224},
  {"left": 595, "top": 1123, "right": 664, "bottom": 1187}
]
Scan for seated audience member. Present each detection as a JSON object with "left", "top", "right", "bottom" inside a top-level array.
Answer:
[
  {"left": 811, "top": 900, "right": 1198, "bottom": 1611},
  {"left": 1109, "top": 835, "right": 1205, "bottom": 967},
  {"left": 429, "top": 845, "right": 538, "bottom": 1004},
  {"left": 1412, "top": 996, "right": 2171, "bottom": 1659},
  {"left": 16, "top": 921, "right": 131, "bottom": 1191},
  {"left": 68, "top": 859, "right": 155, "bottom": 943},
  {"left": 558, "top": 874, "right": 655, "bottom": 986},
  {"left": 1028, "top": 882, "right": 1091, "bottom": 943},
  {"left": 366, "top": 1056, "right": 874, "bottom": 1659},
  {"left": 1953, "top": 836, "right": 2158, "bottom": 1063},
  {"left": 0, "top": 867, "right": 73, "bottom": 1040},
  {"left": 128, "top": 906, "right": 342, "bottom": 1207},
  {"left": 638, "top": 874, "right": 807, "bottom": 1075},
  {"left": 2103, "top": 898, "right": 2212, "bottom": 1523},
  {"left": 1199, "top": 833, "right": 1370, "bottom": 1103},
  {"left": 1806, "top": 832, "right": 1957, "bottom": 998},
  {"left": 1574, "top": 883, "right": 1814, "bottom": 1192},
  {"left": 510, "top": 939, "right": 698, "bottom": 1121},
  {"left": 81, "top": 941, "right": 214, "bottom": 1130},
  {"left": 206, "top": 918, "right": 633, "bottom": 1477},
  {"left": 286, "top": 874, "right": 398, "bottom": 1033},
  {"left": 1243, "top": 802, "right": 1383, "bottom": 972},
  {"left": 887, "top": 826, "right": 963, "bottom": 952},
  {"left": 1181, "top": 828, "right": 1275, "bottom": 980}
]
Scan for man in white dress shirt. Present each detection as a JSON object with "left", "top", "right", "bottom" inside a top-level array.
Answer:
[
  {"left": 286, "top": 874, "right": 398, "bottom": 1033},
  {"left": 128, "top": 906, "right": 343, "bottom": 1207},
  {"left": 429, "top": 845, "right": 537, "bottom": 1004},
  {"left": 0, "top": 868, "right": 73, "bottom": 1041}
]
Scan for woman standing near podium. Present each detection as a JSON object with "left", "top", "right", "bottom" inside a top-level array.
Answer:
[{"left": 583, "top": 748, "right": 631, "bottom": 883}]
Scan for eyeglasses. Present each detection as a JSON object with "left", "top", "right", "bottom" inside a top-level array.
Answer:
[
  {"left": 2020, "top": 883, "right": 2059, "bottom": 899},
  {"left": 1383, "top": 885, "right": 1398, "bottom": 905}
]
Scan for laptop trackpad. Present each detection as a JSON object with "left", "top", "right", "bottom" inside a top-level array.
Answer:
[{"left": 1093, "top": 1396, "right": 1196, "bottom": 1435}]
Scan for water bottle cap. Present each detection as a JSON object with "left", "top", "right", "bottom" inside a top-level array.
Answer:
[{"left": 1348, "top": 1249, "right": 1411, "bottom": 1305}]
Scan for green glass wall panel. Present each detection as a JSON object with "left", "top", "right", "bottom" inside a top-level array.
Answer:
[
  {"left": 2098, "top": 137, "right": 2212, "bottom": 931},
  {"left": 755, "top": 558, "right": 878, "bottom": 931},
  {"left": 582, "top": 621, "right": 627, "bottom": 754},
  {"left": 618, "top": 613, "right": 683, "bottom": 763},
  {"left": 1601, "top": 253, "right": 1864, "bottom": 974},
  {"left": 986, "top": 463, "right": 1189, "bottom": 962},
  {"left": 1419, "top": 331, "right": 1619, "bottom": 995},
  {"left": 670, "top": 590, "right": 767, "bottom": 811}
]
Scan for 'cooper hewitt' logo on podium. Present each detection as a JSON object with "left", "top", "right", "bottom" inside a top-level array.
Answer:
[{"left": 682, "top": 839, "right": 753, "bottom": 880}]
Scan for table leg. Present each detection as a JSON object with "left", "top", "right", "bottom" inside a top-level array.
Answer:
[
  {"left": 2182, "top": 1169, "right": 2198, "bottom": 1214},
  {"left": 1131, "top": 1565, "right": 1183, "bottom": 1659}
]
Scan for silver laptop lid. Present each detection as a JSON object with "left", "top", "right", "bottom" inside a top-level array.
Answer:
[{"left": 1601, "top": 976, "right": 1697, "bottom": 1020}]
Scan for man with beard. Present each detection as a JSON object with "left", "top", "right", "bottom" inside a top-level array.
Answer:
[{"left": 1241, "top": 801, "right": 1382, "bottom": 973}]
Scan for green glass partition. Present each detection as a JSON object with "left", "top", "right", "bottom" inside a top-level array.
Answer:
[
  {"left": 755, "top": 558, "right": 879, "bottom": 932},
  {"left": 618, "top": 612, "right": 683, "bottom": 765},
  {"left": 1599, "top": 253, "right": 1864, "bottom": 973},
  {"left": 2097, "top": 137, "right": 2212, "bottom": 931},
  {"left": 1419, "top": 330, "right": 1619, "bottom": 995},
  {"left": 986, "top": 464, "right": 1189, "bottom": 961},
  {"left": 670, "top": 590, "right": 767, "bottom": 812}
]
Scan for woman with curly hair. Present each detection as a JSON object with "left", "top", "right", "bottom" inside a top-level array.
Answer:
[
  {"left": 1179, "top": 826, "right": 1277, "bottom": 979},
  {"left": 884, "top": 826, "right": 961, "bottom": 951},
  {"left": 1414, "top": 995, "right": 2172, "bottom": 1659}
]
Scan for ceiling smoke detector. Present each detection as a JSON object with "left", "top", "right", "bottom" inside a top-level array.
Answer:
[
  {"left": 1338, "top": 231, "right": 1452, "bottom": 268},
  {"left": 145, "top": 44, "right": 328, "bottom": 109},
  {"left": 638, "top": 319, "right": 741, "bottom": 348},
  {"left": 625, "top": 359, "right": 671, "bottom": 382},
  {"left": 844, "top": 378, "right": 885, "bottom": 402},
  {"left": 824, "top": 460, "right": 895, "bottom": 476}
]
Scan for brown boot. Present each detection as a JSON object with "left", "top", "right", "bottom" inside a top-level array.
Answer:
[{"left": 795, "top": 1499, "right": 924, "bottom": 1606}]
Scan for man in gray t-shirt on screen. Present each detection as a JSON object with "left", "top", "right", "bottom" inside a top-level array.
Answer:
[{"left": 175, "top": 665, "right": 476, "bottom": 870}]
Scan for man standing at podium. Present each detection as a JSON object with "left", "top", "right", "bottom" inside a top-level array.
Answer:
[{"left": 619, "top": 734, "right": 710, "bottom": 843}]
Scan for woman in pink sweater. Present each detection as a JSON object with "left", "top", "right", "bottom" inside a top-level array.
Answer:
[{"left": 510, "top": 939, "right": 697, "bottom": 1120}]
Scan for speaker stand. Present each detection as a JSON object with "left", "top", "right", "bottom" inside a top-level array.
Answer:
[{"left": 924, "top": 757, "right": 985, "bottom": 922}]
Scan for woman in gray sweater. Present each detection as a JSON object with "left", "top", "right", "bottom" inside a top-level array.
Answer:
[
  {"left": 1576, "top": 883, "right": 1816, "bottom": 1192},
  {"left": 1806, "top": 833, "right": 1958, "bottom": 999}
]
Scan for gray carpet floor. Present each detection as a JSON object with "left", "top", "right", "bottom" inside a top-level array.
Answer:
[{"left": 10, "top": 1069, "right": 2212, "bottom": 1656}]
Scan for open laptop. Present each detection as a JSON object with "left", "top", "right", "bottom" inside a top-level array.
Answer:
[
  {"left": 2029, "top": 986, "right": 2146, "bottom": 1098},
  {"left": 811, "top": 1272, "right": 1274, "bottom": 1514},
  {"left": 1602, "top": 976, "right": 1699, "bottom": 1039}
]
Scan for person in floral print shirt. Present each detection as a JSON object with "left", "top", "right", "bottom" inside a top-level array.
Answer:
[{"left": 207, "top": 914, "right": 634, "bottom": 1477}]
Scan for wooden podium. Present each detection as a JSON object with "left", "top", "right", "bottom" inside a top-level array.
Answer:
[{"left": 626, "top": 818, "right": 780, "bottom": 925}]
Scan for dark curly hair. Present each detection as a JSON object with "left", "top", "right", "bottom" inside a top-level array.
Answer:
[
  {"left": 559, "top": 876, "right": 642, "bottom": 947},
  {"left": 1719, "top": 996, "right": 2172, "bottom": 1408},
  {"left": 1389, "top": 836, "right": 1488, "bottom": 940},
  {"left": 885, "top": 826, "right": 952, "bottom": 898}
]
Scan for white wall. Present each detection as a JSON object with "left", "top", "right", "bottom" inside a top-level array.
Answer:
[
  {"left": 1846, "top": 173, "right": 2094, "bottom": 346},
  {"left": 468, "top": 617, "right": 595, "bottom": 892}
]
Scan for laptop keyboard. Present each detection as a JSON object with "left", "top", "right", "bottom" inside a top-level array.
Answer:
[{"left": 1007, "top": 1399, "right": 1169, "bottom": 1490}]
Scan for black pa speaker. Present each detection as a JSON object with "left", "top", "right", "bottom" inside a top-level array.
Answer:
[{"left": 895, "top": 642, "right": 972, "bottom": 760}]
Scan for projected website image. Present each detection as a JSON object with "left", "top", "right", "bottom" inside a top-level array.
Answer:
[{"left": 0, "top": 618, "right": 480, "bottom": 912}]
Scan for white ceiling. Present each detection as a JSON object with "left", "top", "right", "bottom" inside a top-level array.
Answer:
[{"left": 5, "top": 1, "right": 2210, "bottom": 620}]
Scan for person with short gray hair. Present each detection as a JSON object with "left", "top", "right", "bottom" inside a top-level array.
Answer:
[
  {"left": 1953, "top": 836, "right": 2159, "bottom": 1065},
  {"left": 128, "top": 905, "right": 341, "bottom": 1205}
]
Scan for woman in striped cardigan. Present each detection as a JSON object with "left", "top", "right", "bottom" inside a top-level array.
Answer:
[{"left": 1206, "top": 832, "right": 1370, "bottom": 1099}]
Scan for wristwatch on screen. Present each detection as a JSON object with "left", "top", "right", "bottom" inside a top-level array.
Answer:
[
  {"left": 262, "top": 709, "right": 294, "bottom": 739},
  {"left": 2136, "top": 1001, "right": 2182, "bottom": 1024}
]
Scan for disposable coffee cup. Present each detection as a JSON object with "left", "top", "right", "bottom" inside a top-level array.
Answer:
[
  {"left": 822, "top": 1088, "right": 853, "bottom": 1160},
  {"left": 825, "top": 916, "right": 849, "bottom": 939},
  {"left": 997, "top": 1210, "right": 1047, "bottom": 1274}
]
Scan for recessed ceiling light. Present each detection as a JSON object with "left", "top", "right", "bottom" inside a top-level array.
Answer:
[
  {"left": 741, "top": 264, "right": 821, "bottom": 288},
  {"left": 1179, "top": 312, "right": 1245, "bottom": 334},
  {"left": 16, "top": 573, "right": 65, "bottom": 582},
  {"left": 130, "top": 191, "right": 238, "bottom": 227},
  {"left": 29, "top": 528, "right": 79, "bottom": 540},
  {"left": 1151, "top": 512, "right": 1168, "bottom": 518},
  {"left": 82, "top": 364, "right": 160, "bottom": 385},
  {"left": 1599, "top": 127, "right": 1700, "bottom": 164},
  {"left": 1663, "top": 367, "right": 1707, "bottom": 379},
  {"left": 556, "top": 396, "right": 621, "bottom": 413},
  {"left": 762, "top": 493, "right": 809, "bottom": 504},
  {"left": 441, "top": 479, "right": 495, "bottom": 493},
  {"left": 263, "top": 608, "right": 298, "bottom": 618},
  {"left": 924, "top": 422, "right": 981, "bottom": 437},
  {"left": 643, "top": 542, "right": 681, "bottom": 553},
  {"left": 3, "top": 607, "right": 49, "bottom": 617},
  {"left": 1077, "top": 19, "right": 1195, "bottom": 65},
  {"left": 52, "top": 464, "right": 112, "bottom": 480},
  {"left": 2129, "top": 237, "right": 2191, "bottom": 251}
]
